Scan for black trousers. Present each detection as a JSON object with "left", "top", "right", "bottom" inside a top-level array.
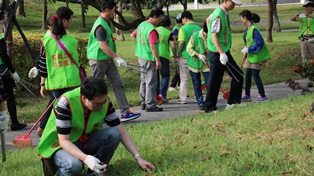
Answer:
[{"left": 204, "top": 51, "right": 243, "bottom": 111}]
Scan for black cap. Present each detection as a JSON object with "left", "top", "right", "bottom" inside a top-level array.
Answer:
[{"left": 303, "top": 2, "right": 314, "bottom": 7}]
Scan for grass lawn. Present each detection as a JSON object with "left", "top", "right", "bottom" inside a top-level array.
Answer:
[
  {"left": 0, "top": 1, "right": 312, "bottom": 175},
  {"left": 1, "top": 93, "right": 314, "bottom": 175}
]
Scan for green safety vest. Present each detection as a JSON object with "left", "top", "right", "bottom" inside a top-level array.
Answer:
[
  {"left": 180, "top": 23, "right": 201, "bottom": 59},
  {"left": 135, "top": 21, "right": 158, "bottom": 61},
  {"left": 42, "top": 35, "right": 81, "bottom": 90},
  {"left": 298, "top": 17, "right": 314, "bottom": 38},
  {"left": 208, "top": 8, "right": 231, "bottom": 52},
  {"left": 156, "top": 26, "right": 171, "bottom": 60},
  {"left": 37, "top": 88, "right": 109, "bottom": 158},
  {"left": 187, "top": 30, "right": 208, "bottom": 69},
  {"left": 87, "top": 17, "right": 114, "bottom": 60},
  {"left": 246, "top": 25, "right": 270, "bottom": 64}
]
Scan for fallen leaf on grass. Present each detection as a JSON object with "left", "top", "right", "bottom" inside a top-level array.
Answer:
[{"left": 267, "top": 113, "right": 273, "bottom": 118}]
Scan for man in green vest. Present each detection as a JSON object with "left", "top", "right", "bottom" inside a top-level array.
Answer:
[
  {"left": 177, "top": 11, "right": 201, "bottom": 104},
  {"left": 87, "top": 0, "right": 141, "bottom": 121},
  {"left": 155, "top": 15, "right": 176, "bottom": 103},
  {"left": 291, "top": 2, "right": 314, "bottom": 62},
  {"left": 204, "top": 0, "right": 244, "bottom": 113},
  {"left": 132, "top": 8, "right": 164, "bottom": 112},
  {"left": 37, "top": 77, "right": 155, "bottom": 175},
  {"left": 186, "top": 22, "right": 210, "bottom": 110}
]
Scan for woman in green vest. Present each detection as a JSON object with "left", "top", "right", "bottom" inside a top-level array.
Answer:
[
  {"left": 155, "top": 15, "right": 176, "bottom": 103},
  {"left": 239, "top": 10, "right": 270, "bottom": 102},
  {"left": 39, "top": 14, "right": 80, "bottom": 97}
]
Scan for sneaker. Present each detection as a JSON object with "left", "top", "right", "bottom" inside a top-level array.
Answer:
[
  {"left": 204, "top": 106, "right": 218, "bottom": 113},
  {"left": 11, "top": 123, "right": 27, "bottom": 131},
  {"left": 168, "top": 87, "right": 177, "bottom": 91},
  {"left": 241, "top": 94, "right": 251, "bottom": 101},
  {"left": 199, "top": 104, "right": 205, "bottom": 110},
  {"left": 120, "top": 110, "right": 141, "bottom": 122},
  {"left": 226, "top": 104, "right": 235, "bottom": 110},
  {"left": 254, "top": 96, "right": 268, "bottom": 102},
  {"left": 160, "top": 95, "right": 169, "bottom": 103},
  {"left": 145, "top": 106, "right": 163, "bottom": 112},
  {"left": 176, "top": 100, "right": 187, "bottom": 104}
]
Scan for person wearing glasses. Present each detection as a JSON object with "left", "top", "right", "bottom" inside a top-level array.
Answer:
[{"left": 37, "top": 77, "right": 155, "bottom": 175}]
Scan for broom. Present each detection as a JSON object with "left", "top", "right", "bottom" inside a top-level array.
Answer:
[{"left": 12, "top": 100, "right": 55, "bottom": 148}]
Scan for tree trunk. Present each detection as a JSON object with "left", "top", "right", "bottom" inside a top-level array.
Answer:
[
  {"left": 2, "top": 0, "right": 13, "bottom": 59},
  {"left": 266, "top": 0, "right": 273, "bottom": 43},
  {"left": 81, "top": 1, "right": 86, "bottom": 28},
  {"left": 272, "top": 0, "right": 281, "bottom": 32},
  {"left": 180, "top": 0, "right": 188, "bottom": 11},
  {"left": 16, "top": 0, "right": 25, "bottom": 17},
  {"left": 114, "top": 0, "right": 125, "bottom": 41},
  {"left": 41, "top": 0, "right": 47, "bottom": 30}
]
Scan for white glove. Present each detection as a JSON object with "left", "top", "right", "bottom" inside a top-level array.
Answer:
[
  {"left": 198, "top": 54, "right": 207, "bottom": 64},
  {"left": 115, "top": 57, "right": 127, "bottom": 67},
  {"left": 84, "top": 155, "right": 107, "bottom": 173},
  {"left": 28, "top": 67, "right": 38, "bottom": 78},
  {"left": 219, "top": 53, "right": 228, "bottom": 65},
  {"left": 12, "top": 72, "right": 20, "bottom": 82},
  {"left": 241, "top": 47, "right": 248, "bottom": 54}
]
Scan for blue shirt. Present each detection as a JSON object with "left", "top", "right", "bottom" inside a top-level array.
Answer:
[{"left": 246, "top": 23, "right": 264, "bottom": 54}]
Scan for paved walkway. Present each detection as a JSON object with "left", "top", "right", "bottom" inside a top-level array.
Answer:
[{"left": 0, "top": 79, "right": 309, "bottom": 151}]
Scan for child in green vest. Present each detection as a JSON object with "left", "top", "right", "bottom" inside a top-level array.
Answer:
[{"left": 239, "top": 10, "right": 270, "bottom": 102}]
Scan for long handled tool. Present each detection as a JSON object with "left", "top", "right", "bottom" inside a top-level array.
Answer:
[
  {"left": 126, "top": 63, "right": 147, "bottom": 73},
  {"left": 204, "top": 62, "right": 230, "bottom": 100},
  {"left": 1, "top": 130, "right": 6, "bottom": 162},
  {"left": 12, "top": 99, "right": 55, "bottom": 148},
  {"left": 222, "top": 54, "right": 247, "bottom": 100},
  {"left": 19, "top": 79, "right": 36, "bottom": 97}
]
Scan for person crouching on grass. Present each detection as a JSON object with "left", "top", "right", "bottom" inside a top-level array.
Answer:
[
  {"left": 239, "top": 10, "right": 270, "bottom": 102},
  {"left": 37, "top": 77, "right": 155, "bottom": 175}
]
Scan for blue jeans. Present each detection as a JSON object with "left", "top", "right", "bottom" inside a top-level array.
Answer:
[
  {"left": 190, "top": 70, "right": 209, "bottom": 106},
  {"left": 53, "top": 127, "right": 121, "bottom": 176},
  {"left": 244, "top": 68, "right": 265, "bottom": 97},
  {"left": 156, "top": 57, "right": 170, "bottom": 97}
]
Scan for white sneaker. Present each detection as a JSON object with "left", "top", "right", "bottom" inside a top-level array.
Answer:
[
  {"left": 168, "top": 87, "right": 177, "bottom": 91},
  {"left": 226, "top": 103, "right": 246, "bottom": 110},
  {"left": 226, "top": 104, "right": 235, "bottom": 110}
]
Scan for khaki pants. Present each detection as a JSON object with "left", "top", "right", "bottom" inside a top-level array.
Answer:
[
  {"left": 300, "top": 37, "right": 314, "bottom": 62},
  {"left": 178, "top": 58, "right": 189, "bottom": 101}
]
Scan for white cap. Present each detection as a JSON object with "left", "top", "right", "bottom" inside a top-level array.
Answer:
[
  {"left": 176, "top": 13, "right": 182, "bottom": 20},
  {"left": 231, "top": 0, "right": 242, "bottom": 5}
]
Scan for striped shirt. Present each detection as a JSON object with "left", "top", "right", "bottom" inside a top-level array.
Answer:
[
  {"left": 210, "top": 5, "right": 229, "bottom": 33},
  {"left": 55, "top": 96, "right": 120, "bottom": 135}
]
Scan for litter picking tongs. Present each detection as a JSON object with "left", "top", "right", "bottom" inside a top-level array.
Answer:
[
  {"left": 126, "top": 63, "right": 147, "bottom": 73},
  {"left": 19, "top": 79, "right": 36, "bottom": 97}
]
